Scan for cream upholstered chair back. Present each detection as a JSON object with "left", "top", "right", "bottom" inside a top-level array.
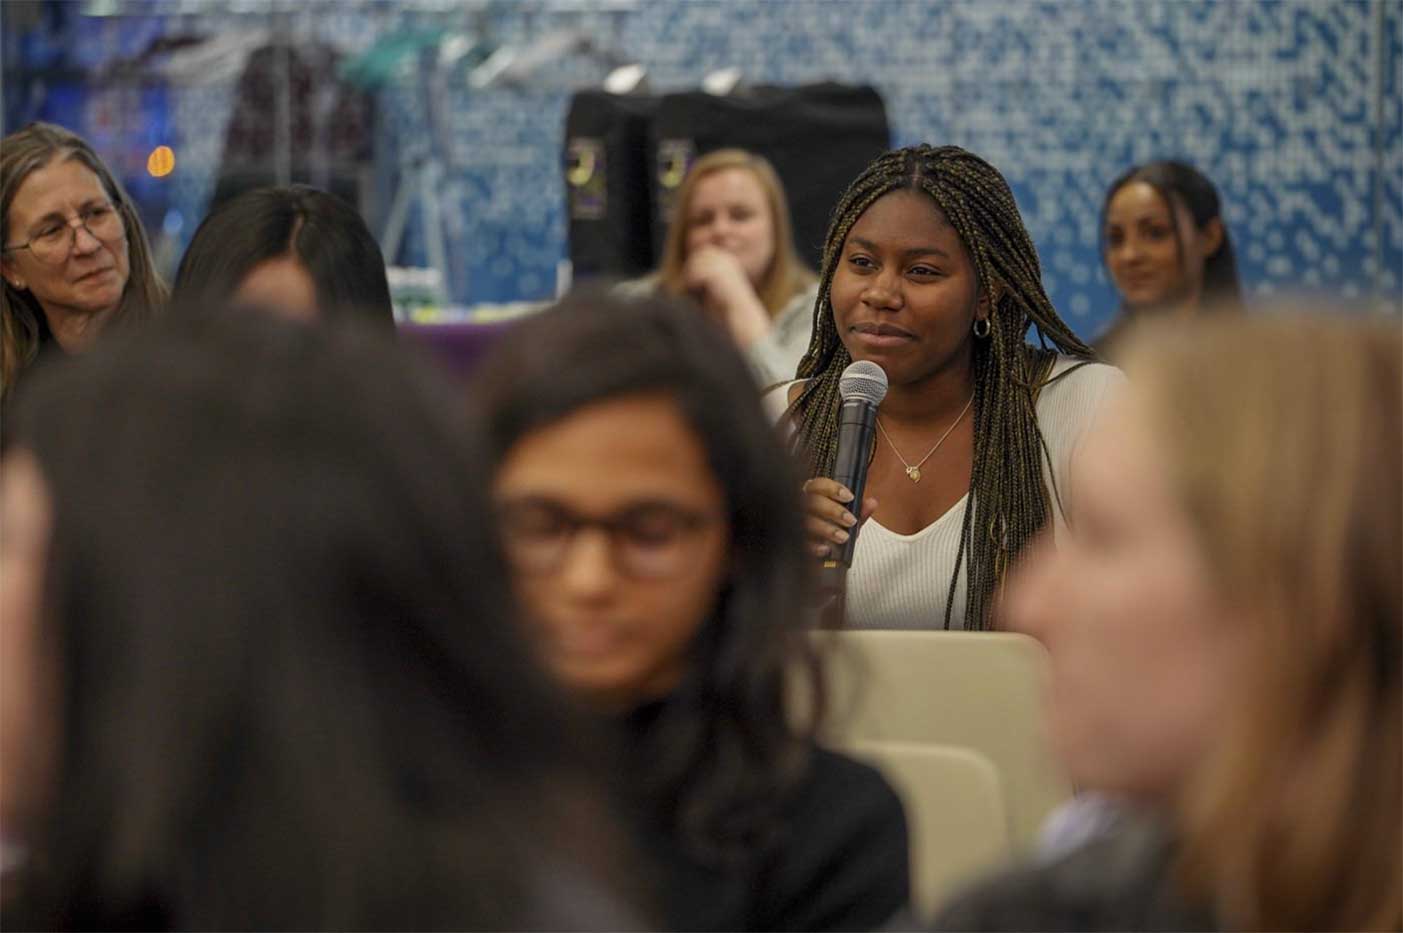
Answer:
[
  {"left": 846, "top": 739, "right": 1012, "bottom": 917},
  {"left": 811, "top": 630, "right": 1071, "bottom": 850}
]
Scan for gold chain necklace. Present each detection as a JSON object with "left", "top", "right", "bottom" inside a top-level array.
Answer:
[{"left": 875, "top": 394, "right": 974, "bottom": 483}]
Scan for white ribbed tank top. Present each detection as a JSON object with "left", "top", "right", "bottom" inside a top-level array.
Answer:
[{"left": 765, "top": 356, "right": 1125, "bottom": 630}]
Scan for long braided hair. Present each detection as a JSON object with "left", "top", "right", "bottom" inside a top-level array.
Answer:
[{"left": 789, "top": 144, "right": 1094, "bottom": 629}]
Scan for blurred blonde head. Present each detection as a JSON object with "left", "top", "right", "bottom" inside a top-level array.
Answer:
[
  {"left": 1121, "top": 311, "right": 1401, "bottom": 932},
  {"left": 657, "top": 148, "right": 814, "bottom": 316}
]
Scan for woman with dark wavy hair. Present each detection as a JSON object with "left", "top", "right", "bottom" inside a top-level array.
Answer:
[
  {"left": 1096, "top": 160, "right": 1243, "bottom": 359},
  {"left": 471, "top": 290, "right": 909, "bottom": 931}
]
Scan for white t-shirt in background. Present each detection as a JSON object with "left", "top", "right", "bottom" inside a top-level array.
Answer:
[{"left": 616, "top": 277, "right": 818, "bottom": 387}]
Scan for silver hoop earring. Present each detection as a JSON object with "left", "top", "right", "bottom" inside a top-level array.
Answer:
[{"left": 973, "top": 318, "right": 991, "bottom": 339}]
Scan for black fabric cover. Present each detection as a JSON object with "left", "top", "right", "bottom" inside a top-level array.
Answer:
[
  {"left": 563, "top": 91, "right": 661, "bottom": 280},
  {"left": 563, "top": 83, "right": 890, "bottom": 283},
  {"left": 650, "top": 83, "right": 891, "bottom": 268}
]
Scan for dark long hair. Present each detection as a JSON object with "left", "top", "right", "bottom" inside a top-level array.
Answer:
[
  {"left": 470, "top": 290, "right": 821, "bottom": 866},
  {"left": 1100, "top": 160, "right": 1243, "bottom": 312},
  {"left": 789, "top": 144, "right": 1095, "bottom": 629},
  {"left": 171, "top": 185, "right": 394, "bottom": 326},
  {"left": 5, "top": 310, "right": 626, "bottom": 930},
  {"left": 1, "top": 122, "right": 166, "bottom": 401}
]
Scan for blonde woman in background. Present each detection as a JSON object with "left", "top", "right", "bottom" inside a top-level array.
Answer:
[
  {"left": 934, "top": 312, "right": 1400, "bottom": 931},
  {"left": 625, "top": 149, "right": 817, "bottom": 386},
  {"left": 1, "top": 123, "right": 165, "bottom": 402}
]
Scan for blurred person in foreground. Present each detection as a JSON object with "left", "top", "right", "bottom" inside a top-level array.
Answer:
[
  {"left": 1, "top": 122, "right": 166, "bottom": 403},
  {"left": 934, "top": 311, "right": 1400, "bottom": 931},
  {"left": 0, "top": 309, "right": 636, "bottom": 930},
  {"left": 471, "top": 291, "right": 910, "bottom": 931}
]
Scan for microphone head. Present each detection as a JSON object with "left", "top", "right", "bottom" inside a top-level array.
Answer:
[{"left": 838, "top": 360, "right": 888, "bottom": 406}]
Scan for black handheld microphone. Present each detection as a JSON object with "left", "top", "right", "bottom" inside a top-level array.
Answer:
[{"left": 820, "top": 360, "right": 888, "bottom": 585}]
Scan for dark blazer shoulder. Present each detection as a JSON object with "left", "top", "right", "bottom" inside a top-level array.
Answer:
[
  {"left": 755, "top": 744, "right": 910, "bottom": 931},
  {"left": 930, "top": 817, "right": 1216, "bottom": 933}
]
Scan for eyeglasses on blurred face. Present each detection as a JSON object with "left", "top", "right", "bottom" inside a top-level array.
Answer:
[{"left": 496, "top": 498, "right": 724, "bottom": 580}]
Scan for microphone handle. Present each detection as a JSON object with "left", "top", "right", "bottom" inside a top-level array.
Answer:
[{"left": 829, "top": 397, "right": 878, "bottom": 568}]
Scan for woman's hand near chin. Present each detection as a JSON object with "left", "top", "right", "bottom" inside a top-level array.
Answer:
[{"left": 683, "top": 247, "right": 772, "bottom": 349}]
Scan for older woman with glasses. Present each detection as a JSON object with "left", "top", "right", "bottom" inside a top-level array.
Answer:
[
  {"left": 470, "top": 290, "right": 911, "bottom": 931},
  {"left": 1, "top": 122, "right": 166, "bottom": 403}
]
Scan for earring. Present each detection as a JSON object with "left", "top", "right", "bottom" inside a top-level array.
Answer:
[{"left": 973, "top": 318, "right": 991, "bottom": 339}]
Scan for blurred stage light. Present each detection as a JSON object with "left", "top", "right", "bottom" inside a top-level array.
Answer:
[{"left": 147, "top": 146, "right": 176, "bottom": 177}]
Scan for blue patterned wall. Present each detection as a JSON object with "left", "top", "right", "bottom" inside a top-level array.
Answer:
[
  {"left": 5, "top": 0, "right": 1400, "bottom": 338},
  {"left": 382, "top": 0, "right": 1403, "bottom": 335}
]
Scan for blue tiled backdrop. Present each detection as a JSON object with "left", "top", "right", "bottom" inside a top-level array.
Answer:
[{"left": 4, "top": 0, "right": 1400, "bottom": 339}]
